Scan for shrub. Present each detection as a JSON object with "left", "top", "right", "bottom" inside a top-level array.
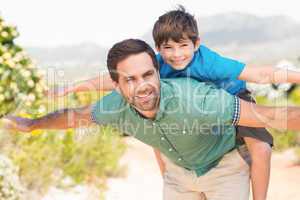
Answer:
[
  {"left": 0, "top": 154, "right": 26, "bottom": 200},
  {"left": 0, "top": 15, "right": 126, "bottom": 197},
  {"left": 1, "top": 91, "right": 126, "bottom": 195},
  {"left": 0, "top": 16, "right": 47, "bottom": 117}
]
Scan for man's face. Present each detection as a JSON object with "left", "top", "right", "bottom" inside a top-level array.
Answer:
[
  {"left": 114, "top": 52, "right": 160, "bottom": 113},
  {"left": 157, "top": 37, "right": 200, "bottom": 70}
]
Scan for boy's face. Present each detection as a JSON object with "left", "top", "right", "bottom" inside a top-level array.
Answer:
[{"left": 157, "top": 37, "right": 200, "bottom": 70}]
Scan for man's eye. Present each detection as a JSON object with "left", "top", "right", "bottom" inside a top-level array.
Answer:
[
  {"left": 163, "top": 46, "right": 171, "bottom": 49},
  {"left": 181, "top": 44, "right": 188, "bottom": 47},
  {"left": 145, "top": 72, "right": 153, "bottom": 78},
  {"left": 126, "top": 78, "right": 133, "bottom": 82}
]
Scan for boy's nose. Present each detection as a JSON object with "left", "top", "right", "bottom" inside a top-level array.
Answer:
[{"left": 173, "top": 48, "right": 183, "bottom": 57}]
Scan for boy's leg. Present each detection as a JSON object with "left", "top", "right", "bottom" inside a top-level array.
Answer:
[{"left": 244, "top": 137, "right": 272, "bottom": 200}]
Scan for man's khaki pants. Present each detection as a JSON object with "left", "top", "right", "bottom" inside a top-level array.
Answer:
[{"left": 161, "top": 146, "right": 250, "bottom": 200}]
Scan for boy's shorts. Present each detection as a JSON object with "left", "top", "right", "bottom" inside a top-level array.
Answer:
[{"left": 236, "top": 90, "right": 274, "bottom": 147}]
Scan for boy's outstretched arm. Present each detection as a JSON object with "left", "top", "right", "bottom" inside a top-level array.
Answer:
[
  {"left": 238, "top": 99, "right": 300, "bottom": 131},
  {"left": 238, "top": 65, "right": 300, "bottom": 84},
  {"left": 47, "top": 73, "right": 115, "bottom": 97},
  {"left": 3, "top": 106, "right": 93, "bottom": 132}
]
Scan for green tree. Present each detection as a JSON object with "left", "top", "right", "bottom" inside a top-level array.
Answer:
[
  {"left": 0, "top": 16, "right": 126, "bottom": 198},
  {"left": 0, "top": 16, "right": 46, "bottom": 117}
]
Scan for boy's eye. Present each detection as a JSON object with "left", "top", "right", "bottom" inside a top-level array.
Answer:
[
  {"left": 163, "top": 46, "right": 171, "bottom": 49},
  {"left": 181, "top": 44, "right": 188, "bottom": 47}
]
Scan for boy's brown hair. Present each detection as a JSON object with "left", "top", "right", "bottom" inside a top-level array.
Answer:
[{"left": 152, "top": 5, "right": 199, "bottom": 47}]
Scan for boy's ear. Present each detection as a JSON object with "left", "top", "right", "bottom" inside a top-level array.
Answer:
[
  {"left": 155, "top": 45, "right": 160, "bottom": 52},
  {"left": 194, "top": 38, "right": 201, "bottom": 50}
]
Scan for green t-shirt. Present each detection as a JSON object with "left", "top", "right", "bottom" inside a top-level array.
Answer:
[{"left": 91, "top": 78, "right": 240, "bottom": 176}]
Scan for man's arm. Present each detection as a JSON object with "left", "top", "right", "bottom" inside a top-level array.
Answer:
[
  {"left": 4, "top": 106, "right": 93, "bottom": 132},
  {"left": 47, "top": 73, "right": 115, "bottom": 97},
  {"left": 153, "top": 148, "right": 166, "bottom": 177},
  {"left": 238, "top": 99, "right": 300, "bottom": 131},
  {"left": 238, "top": 65, "right": 300, "bottom": 84}
]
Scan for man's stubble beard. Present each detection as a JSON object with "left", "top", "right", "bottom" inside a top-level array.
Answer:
[{"left": 120, "top": 85, "right": 160, "bottom": 112}]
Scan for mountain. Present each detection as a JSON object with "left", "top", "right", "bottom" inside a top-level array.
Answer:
[
  {"left": 142, "top": 12, "right": 300, "bottom": 62},
  {"left": 199, "top": 13, "right": 300, "bottom": 46},
  {"left": 25, "top": 43, "right": 108, "bottom": 82},
  {"left": 26, "top": 43, "right": 108, "bottom": 68},
  {"left": 25, "top": 13, "right": 300, "bottom": 82}
]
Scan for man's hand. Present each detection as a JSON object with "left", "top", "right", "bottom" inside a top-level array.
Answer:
[
  {"left": 3, "top": 106, "right": 93, "bottom": 132},
  {"left": 45, "top": 86, "right": 70, "bottom": 97},
  {"left": 153, "top": 148, "right": 166, "bottom": 177},
  {"left": 2, "top": 116, "right": 35, "bottom": 132}
]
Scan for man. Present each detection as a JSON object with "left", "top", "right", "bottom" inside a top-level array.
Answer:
[{"left": 4, "top": 39, "right": 300, "bottom": 200}]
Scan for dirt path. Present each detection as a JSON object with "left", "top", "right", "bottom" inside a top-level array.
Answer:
[
  {"left": 267, "top": 150, "right": 300, "bottom": 200},
  {"left": 105, "top": 138, "right": 163, "bottom": 200},
  {"left": 105, "top": 138, "right": 300, "bottom": 200}
]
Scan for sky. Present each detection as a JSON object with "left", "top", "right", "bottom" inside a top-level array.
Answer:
[{"left": 1, "top": 0, "right": 300, "bottom": 47}]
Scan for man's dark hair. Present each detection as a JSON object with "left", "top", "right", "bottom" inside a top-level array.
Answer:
[
  {"left": 152, "top": 5, "right": 199, "bottom": 47},
  {"left": 107, "top": 39, "right": 159, "bottom": 82}
]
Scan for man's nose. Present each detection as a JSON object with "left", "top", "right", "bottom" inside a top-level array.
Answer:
[
  {"left": 135, "top": 80, "right": 151, "bottom": 92},
  {"left": 135, "top": 77, "right": 148, "bottom": 86}
]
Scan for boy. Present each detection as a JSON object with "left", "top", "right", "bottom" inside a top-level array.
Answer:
[{"left": 48, "top": 7, "right": 300, "bottom": 200}]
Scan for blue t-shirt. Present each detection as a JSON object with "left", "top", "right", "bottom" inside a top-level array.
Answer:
[{"left": 157, "top": 45, "right": 246, "bottom": 95}]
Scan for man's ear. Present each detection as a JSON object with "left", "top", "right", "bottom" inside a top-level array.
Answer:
[
  {"left": 113, "top": 81, "right": 121, "bottom": 94},
  {"left": 194, "top": 38, "right": 201, "bottom": 50}
]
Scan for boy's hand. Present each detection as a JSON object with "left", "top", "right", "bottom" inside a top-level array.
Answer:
[
  {"left": 2, "top": 116, "right": 35, "bottom": 132},
  {"left": 45, "top": 86, "right": 70, "bottom": 97}
]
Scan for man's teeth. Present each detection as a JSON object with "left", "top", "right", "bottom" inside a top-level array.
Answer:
[{"left": 137, "top": 91, "right": 152, "bottom": 98}]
